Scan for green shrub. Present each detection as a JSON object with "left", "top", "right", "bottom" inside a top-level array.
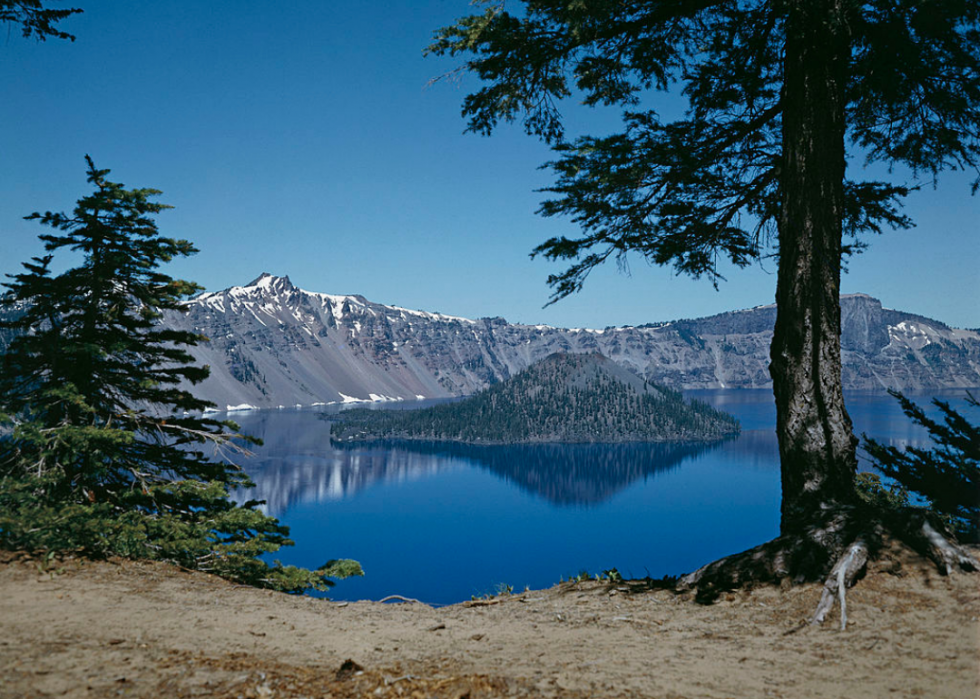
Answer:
[{"left": 861, "top": 391, "right": 979, "bottom": 542}]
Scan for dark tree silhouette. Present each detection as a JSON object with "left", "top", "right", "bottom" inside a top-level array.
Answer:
[
  {"left": 429, "top": 0, "right": 979, "bottom": 621},
  {"left": 1, "top": 1, "right": 81, "bottom": 41},
  {"left": 864, "top": 392, "right": 980, "bottom": 544}
]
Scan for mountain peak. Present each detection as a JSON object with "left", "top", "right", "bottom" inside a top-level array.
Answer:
[
  {"left": 247, "top": 272, "right": 289, "bottom": 286},
  {"left": 245, "top": 273, "right": 295, "bottom": 292},
  {"left": 841, "top": 292, "right": 881, "bottom": 305}
]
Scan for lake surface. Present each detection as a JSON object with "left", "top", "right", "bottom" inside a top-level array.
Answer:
[{"left": 231, "top": 389, "right": 974, "bottom": 605}]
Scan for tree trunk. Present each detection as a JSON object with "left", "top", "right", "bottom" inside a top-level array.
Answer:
[
  {"left": 770, "top": 0, "right": 858, "bottom": 538},
  {"left": 681, "top": 0, "right": 977, "bottom": 612}
]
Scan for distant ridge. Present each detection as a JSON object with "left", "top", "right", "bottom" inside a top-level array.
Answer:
[
  {"left": 6, "top": 273, "right": 977, "bottom": 410},
  {"left": 151, "top": 274, "right": 980, "bottom": 409},
  {"left": 330, "top": 353, "right": 740, "bottom": 445}
]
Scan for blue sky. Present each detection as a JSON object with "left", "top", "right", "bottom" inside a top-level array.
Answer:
[{"left": 2, "top": 1, "right": 977, "bottom": 329}]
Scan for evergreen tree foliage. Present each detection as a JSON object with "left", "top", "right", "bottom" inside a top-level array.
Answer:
[
  {"left": 1, "top": 1, "right": 81, "bottom": 41},
  {"left": 331, "top": 353, "right": 738, "bottom": 444},
  {"left": 429, "top": 1, "right": 980, "bottom": 549},
  {"left": 0, "top": 158, "right": 361, "bottom": 592},
  {"left": 861, "top": 392, "right": 979, "bottom": 543},
  {"left": 429, "top": 1, "right": 978, "bottom": 292}
]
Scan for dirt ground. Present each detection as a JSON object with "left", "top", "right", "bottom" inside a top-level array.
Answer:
[{"left": 1, "top": 546, "right": 977, "bottom": 699}]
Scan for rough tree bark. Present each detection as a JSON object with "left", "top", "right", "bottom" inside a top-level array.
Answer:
[
  {"left": 771, "top": 0, "right": 858, "bottom": 541},
  {"left": 680, "top": 0, "right": 977, "bottom": 621}
]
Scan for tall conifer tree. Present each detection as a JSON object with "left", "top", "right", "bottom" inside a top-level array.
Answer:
[
  {"left": 429, "top": 0, "right": 979, "bottom": 613},
  {"left": 0, "top": 158, "right": 361, "bottom": 591},
  {"left": 0, "top": 157, "right": 240, "bottom": 503}
]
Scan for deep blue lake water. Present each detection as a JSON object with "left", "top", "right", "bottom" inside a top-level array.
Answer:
[{"left": 230, "top": 388, "right": 975, "bottom": 605}]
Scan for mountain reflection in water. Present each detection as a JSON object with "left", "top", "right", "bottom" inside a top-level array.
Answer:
[
  {"left": 229, "top": 390, "right": 958, "bottom": 518},
  {"left": 221, "top": 390, "right": 970, "bottom": 604},
  {"left": 233, "top": 448, "right": 464, "bottom": 517},
  {"left": 335, "top": 440, "right": 727, "bottom": 506},
  {"left": 232, "top": 404, "right": 732, "bottom": 514}
]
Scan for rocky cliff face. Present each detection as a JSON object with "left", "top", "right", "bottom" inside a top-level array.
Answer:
[{"left": 158, "top": 274, "right": 980, "bottom": 410}]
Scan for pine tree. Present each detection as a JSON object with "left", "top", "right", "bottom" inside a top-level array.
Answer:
[
  {"left": 862, "top": 392, "right": 979, "bottom": 544},
  {"left": 428, "top": 0, "right": 979, "bottom": 615},
  {"left": 0, "top": 158, "right": 361, "bottom": 592}
]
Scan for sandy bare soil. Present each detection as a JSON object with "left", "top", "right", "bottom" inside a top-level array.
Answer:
[{"left": 1, "top": 546, "right": 977, "bottom": 699}]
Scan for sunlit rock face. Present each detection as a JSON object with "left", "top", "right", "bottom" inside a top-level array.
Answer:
[{"left": 0, "top": 273, "right": 950, "bottom": 410}]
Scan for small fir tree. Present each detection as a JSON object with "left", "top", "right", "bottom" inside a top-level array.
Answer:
[
  {"left": 861, "top": 392, "right": 979, "bottom": 543},
  {"left": 0, "top": 157, "right": 360, "bottom": 592}
]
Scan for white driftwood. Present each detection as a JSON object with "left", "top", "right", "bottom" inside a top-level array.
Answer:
[
  {"left": 811, "top": 540, "right": 868, "bottom": 630},
  {"left": 378, "top": 594, "right": 425, "bottom": 604},
  {"left": 920, "top": 520, "right": 979, "bottom": 575}
]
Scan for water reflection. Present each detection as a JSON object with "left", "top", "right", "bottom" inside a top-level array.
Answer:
[
  {"left": 230, "top": 409, "right": 735, "bottom": 513},
  {"left": 235, "top": 448, "right": 465, "bottom": 516},
  {"left": 334, "top": 439, "right": 728, "bottom": 506},
  {"left": 691, "top": 388, "right": 973, "bottom": 465},
  {"left": 230, "top": 389, "right": 966, "bottom": 517}
]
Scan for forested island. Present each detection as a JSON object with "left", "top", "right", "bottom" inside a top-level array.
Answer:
[{"left": 329, "top": 353, "right": 739, "bottom": 444}]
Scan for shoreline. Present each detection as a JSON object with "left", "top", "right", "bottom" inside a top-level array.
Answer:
[{"left": 193, "top": 385, "right": 980, "bottom": 417}]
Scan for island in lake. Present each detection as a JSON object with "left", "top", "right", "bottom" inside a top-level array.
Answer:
[{"left": 329, "top": 352, "right": 740, "bottom": 444}]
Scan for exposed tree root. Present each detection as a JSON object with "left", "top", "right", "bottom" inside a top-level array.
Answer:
[
  {"left": 810, "top": 540, "right": 868, "bottom": 630},
  {"left": 915, "top": 520, "right": 978, "bottom": 575},
  {"left": 679, "top": 536, "right": 795, "bottom": 598},
  {"left": 677, "top": 508, "right": 977, "bottom": 629},
  {"left": 378, "top": 595, "right": 426, "bottom": 605},
  {"left": 678, "top": 506, "right": 864, "bottom": 603}
]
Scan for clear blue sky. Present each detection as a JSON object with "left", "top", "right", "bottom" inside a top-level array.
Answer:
[{"left": 2, "top": 1, "right": 977, "bottom": 328}]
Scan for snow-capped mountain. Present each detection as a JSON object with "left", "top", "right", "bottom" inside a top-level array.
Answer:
[{"left": 162, "top": 273, "right": 980, "bottom": 411}]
